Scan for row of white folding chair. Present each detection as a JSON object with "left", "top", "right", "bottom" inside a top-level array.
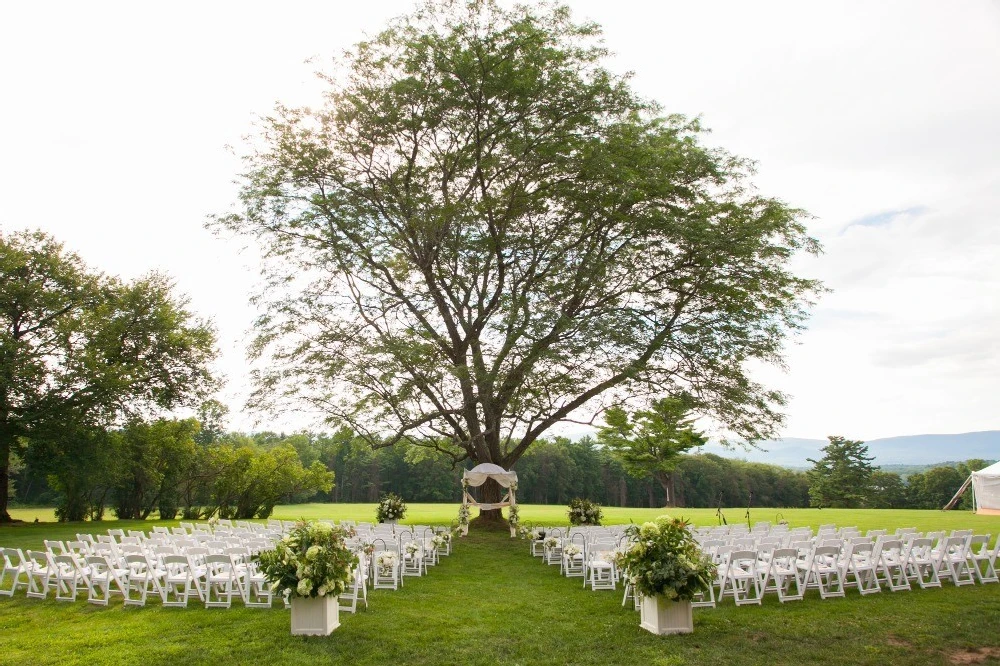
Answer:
[{"left": 4, "top": 547, "right": 270, "bottom": 609}]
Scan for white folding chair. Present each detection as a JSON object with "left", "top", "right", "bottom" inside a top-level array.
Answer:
[
  {"left": 160, "top": 555, "right": 195, "bottom": 607},
  {"left": 373, "top": 547, "right": 400, "bottom": 591},
  {"left": 25, "top": 551, "right": 54, "bottom": 599},
  {"left": 52, "top": 554, "right": 89, "bottom": 602},
  {"left": 243, "top": 557, "right": 274, "bottom": 609},
  {"left": 123, "top": 554, "right": 162, "bottom": 607},
  {"left": 877, "top": 539, "right": 911, "bottom": 592},
  {"left": 85, "top": 555, "right": 128, "bottom": 606},
  {"left": 967, "top": 535, "right": 997, "bottom": 584},
  {"left": 0, "top": 548, "right": 30, "bottom": 597},
  {"left": 583, "top": 546, "right": 615, "bottom": 590},
  {"left": 724, "top": 550, "right": 763, "bottom": 605},
  {"left": 842, "top": 543, "right": 880, "bottom": 595},
  {"left": 761, "top": 548, "right": 803, "bottom": 602},
  {"left": 401, "top": 540, "right": 424, "bottom": 578},
  {"left": 906, "top": 538, "right": 940, "bottom": 589},
  {"left": 800, "top": 545, "right": 845, "bottom": 599},
  {"left": 203, "top": 554, "right": 243, "bottom": 608},
  {"left": 936, "top": 537, "right": 975, "bottom": 586}
]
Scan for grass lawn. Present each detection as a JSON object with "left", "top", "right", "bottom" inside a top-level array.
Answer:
[{"left": 1, "top": 506, "right": 999, "bottom": 665}]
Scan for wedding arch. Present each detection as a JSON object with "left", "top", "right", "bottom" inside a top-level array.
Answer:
[{"left": 461, "top": 463, "right": 518, "bottom": 534}]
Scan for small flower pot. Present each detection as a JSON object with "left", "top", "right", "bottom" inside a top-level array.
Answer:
[
  {"left": 639, "top": 596, "right": 693, "bottom": 635},
  {"left": 290, "top": 595, "right": 340, "bottom": 636}
]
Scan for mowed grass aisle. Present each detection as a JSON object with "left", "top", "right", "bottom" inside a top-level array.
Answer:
[{"left": 2, "top": 511, "right": 1000, "bottom": 665}]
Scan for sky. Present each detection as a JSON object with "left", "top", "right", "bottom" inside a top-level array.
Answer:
[{"left": 2, "top": 1, "right": 998, "bottom": 441}]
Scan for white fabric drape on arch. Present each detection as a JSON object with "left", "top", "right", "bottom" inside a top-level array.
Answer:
[{"left": 462, "top": 463, "right": 518, "bottom": 510}]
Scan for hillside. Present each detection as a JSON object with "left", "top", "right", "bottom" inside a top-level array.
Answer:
[{"left": 699, "top": 430, "right": 1000, "bottom": 469}]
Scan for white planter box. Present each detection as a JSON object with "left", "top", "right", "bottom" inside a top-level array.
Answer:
[
  {"left": 290, "top": 595, "right": 340, "bottom": 636},
  {"left": 639, "top": 596, "right": 693, "bottom": 635}
]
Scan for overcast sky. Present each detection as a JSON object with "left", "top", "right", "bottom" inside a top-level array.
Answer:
[{"left": 2, "top": 1, "right": 998, "bottom": 441}]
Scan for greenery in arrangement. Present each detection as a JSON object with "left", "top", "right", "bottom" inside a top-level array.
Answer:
[
  {"left": 568, "top": 498, "right": 603, "bottom": 526},
  {"left": 375, "top": 493, "right": 407, "bottom": 522},
  {"left": 618, "top": 515, "right": 716, "bottom": 602},
  {"left": 214, "top": 0, "right": 821, "bottom": 520},
  {"left": 254, "top": 521, "right": 358, "bottom": 599}
]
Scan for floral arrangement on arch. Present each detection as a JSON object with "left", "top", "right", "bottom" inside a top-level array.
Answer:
[
  {"left": 254, "top": 521, "right": 358, "bottom": 599},
  {"left": 568, "top": 498, "right": 603, "bottom": 526},
  {"left": 617, "top": 515, "right": 715, "bottom": 602},
  {"left": 507, "top": 503, "right": 520, "bottom": 527},
  {"left": 457, "top": 504, "right": 471, "bottom": 527},
  {"left": 375, "top": 492, "right": 407, "bottom": 523}
]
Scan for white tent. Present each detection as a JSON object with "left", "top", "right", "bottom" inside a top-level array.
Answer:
[{"left": 972, "top": 460, "right": 1000, "bottom": 515}]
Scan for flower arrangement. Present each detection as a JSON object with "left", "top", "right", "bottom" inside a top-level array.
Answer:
[
  {"left": 568, "top": 498, "right": 603, "bottom": 526},
  {"left": 517, "top": 524, "right": 531, "bottom": 538},
  {"left": 617, "top": 515, "right": 715, "bottom": 602},
  {"left": 254, "top": 521, "right": 358, "bottom": 599},
  {"left": 436, "top": 529, "right": 452, "bottom": 543},
  {"left": 430, "top": 534, "right": 447, "bottom": 549},
  {"left": 376, "top": 551, "right": 398, "bottom": 575},
  {"left": 375, "top": 492, "right": 407, "bottom": 522},
  {"left": 508, "top": 503, "right": 520, "bottom": 527},
  {"left": 563, "top": 543, "right": 582, "bottom": 558},
  {"left": 404, "top": 541, "right": 421, "bottom": 556},
  {"left": 457, "top": 504, "right": 471, "bottom": 526},
  {"left": 530, "top": 527, "right": 546, "bottom": 541},
  {"left": 544, "top": 536, "right": 560, "bottom": 549}
]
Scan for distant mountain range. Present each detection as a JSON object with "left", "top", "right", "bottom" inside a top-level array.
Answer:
[{"left": 698, "top": 431, "right": 1000, "bottom": 469}]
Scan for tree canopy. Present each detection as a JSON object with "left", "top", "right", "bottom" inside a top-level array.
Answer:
[
  {"left": 215, "top": 0, "right": 820, "bottom": 496},
  {"left": 0, "top": 229, "right": 218, "bottom": 521},
  {"left": 597, "top": 395, "right": 706, "bottom": 506}
]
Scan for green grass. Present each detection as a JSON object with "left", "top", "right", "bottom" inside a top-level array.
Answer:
[{"left": 1, "top": 506, "right": 999, "bottom": 665}]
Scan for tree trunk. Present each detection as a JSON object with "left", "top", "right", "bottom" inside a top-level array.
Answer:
[
  {"left": 0, "top": 433, "right": 12, "bottom": 522},
  {"left": 654, "top": 471, "right": 676, "bottom": 508},
  {"left": 477, "top": 477, "right": 505, "bottom": 522}
]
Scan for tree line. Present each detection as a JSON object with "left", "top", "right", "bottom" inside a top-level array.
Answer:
[
  {"left": 11, "top": 418, "right": 985, "bottom": 521},
  {"left": 806, "top": 436, "right": 989, "bottom": 510}
]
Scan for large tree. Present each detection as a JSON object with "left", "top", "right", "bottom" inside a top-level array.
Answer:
[
  {"left": 216, "top": 1, "right": 820, "bottom": 518},
  {"left": 0, "top": 229, "right": 217, "bottom": 522}
]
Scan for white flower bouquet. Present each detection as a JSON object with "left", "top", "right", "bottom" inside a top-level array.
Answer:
[
  {"left": 375, "top": 493, "right": 407, "bottom": 522},
  {"left": 544, "top": 536, "right": 560, "bottom": 549},
  {"left": 563, "top": 543, "right": 582, "bottom": 558},
  {"left": 376, "top": 551, "right": 398, "bottom": 575},
  {"left": 568, "top": 498, "right": 603, "bottom": 526},
  {"left": 254, "top": 521, "right": 357, "bottom": 599},
  {"left": 404, "top": 541, "right": 421, "bottom": 556}
]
